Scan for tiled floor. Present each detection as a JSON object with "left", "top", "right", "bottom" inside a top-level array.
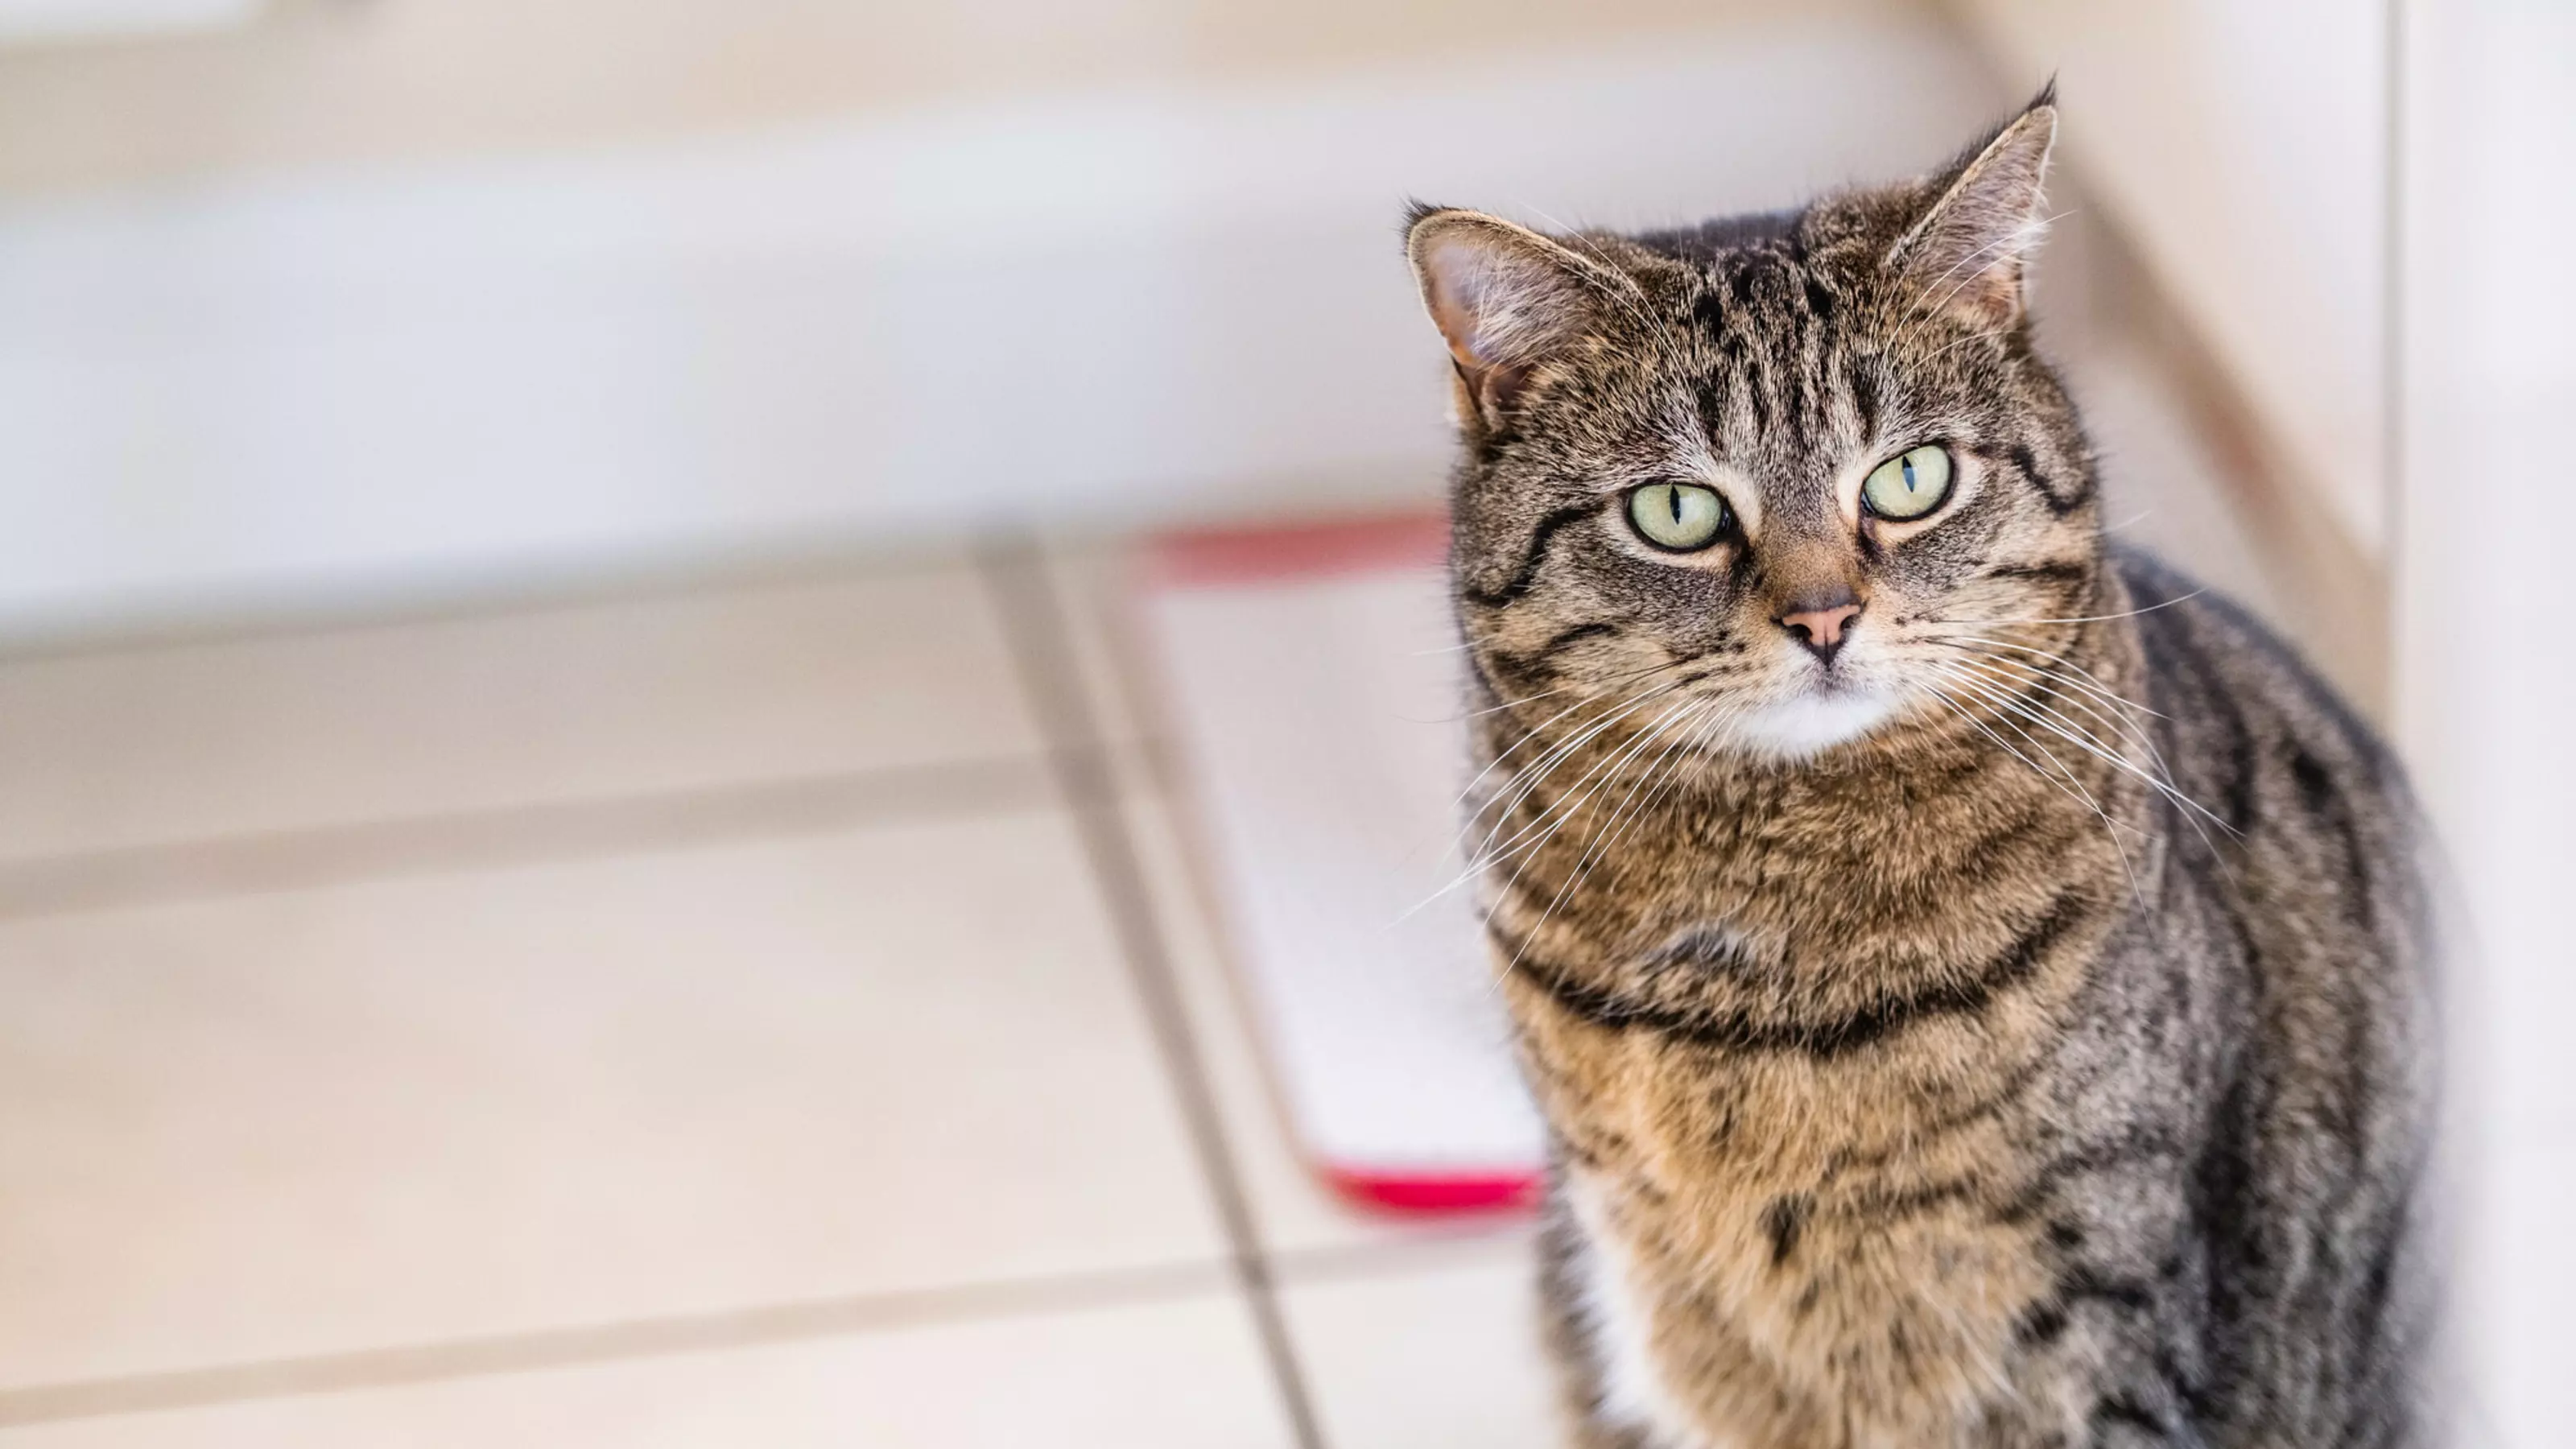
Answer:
[{"left": 0, "top": 540, "right": 1553, "bottom": 1446}]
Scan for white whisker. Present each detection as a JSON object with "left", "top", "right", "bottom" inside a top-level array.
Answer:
[
  {"left": 1486, "top": 697, "right": 1729, "bottom": 989},
  {"left": 1918, "top": 634, "right": 2166, "bottom": 721},
  {"left": 1926, "top": 588, "right": 2204, "bottom": 628},
  {"left": 1923, "top": 667, "right": 2148, "bottom": 909},
  {"left": 1933, "top": 660, "right": 2234, "bottom": 841}
]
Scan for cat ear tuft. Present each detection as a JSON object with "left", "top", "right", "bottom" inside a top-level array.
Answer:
[
  {"left": 1406, "top": 207, "right": 1624, "bottom": 427},
  {"left": 1887, "top": 95, "right": 2058, "bottom": 331}
]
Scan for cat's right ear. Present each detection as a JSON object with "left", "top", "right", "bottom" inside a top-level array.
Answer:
[{"left": 1406, "top": 205, "right": 1622, "bottom": 431}]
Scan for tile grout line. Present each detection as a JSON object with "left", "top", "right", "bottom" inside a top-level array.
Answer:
[
  {"left": 1266, "top": 1226, "right": 1539, "bottom": 1287},
  {"left": 974, "top": 534, "right": 1331, "bottom": 1449},
  {"left": 0, "top": 540, "right": 982, "bottom": 667},
  {"left": 0, "top": 1227, "right": 1536, "bottom": 1427},
  {"left": 0, "top": 1261, "right": 1238, "bottom": 1428},
  {"left": 0, "top": 757, "right": 1059, "bottom": 922}
]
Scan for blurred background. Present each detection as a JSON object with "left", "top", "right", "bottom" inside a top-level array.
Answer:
[{"left": 0, "top": 1, "right": 2563, "bottom": 1444}]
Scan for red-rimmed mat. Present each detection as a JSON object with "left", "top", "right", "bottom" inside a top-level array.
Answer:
[{"left": 1138, "top": 512, "right": 1542, "bottom": 1216}]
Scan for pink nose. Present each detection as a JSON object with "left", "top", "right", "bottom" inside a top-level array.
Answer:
[{"left": 1777, "top": 601, "right": 1863, "bottom": 660}]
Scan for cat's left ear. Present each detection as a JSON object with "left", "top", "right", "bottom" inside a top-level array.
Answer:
[
  {"left": 1406, "top": 205, "right": 1631, "bottom": 430},
  {"left": 1887, "top": 89, "right": 2058, "bottom": 330}
]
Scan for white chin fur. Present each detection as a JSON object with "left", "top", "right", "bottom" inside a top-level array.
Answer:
[{"left": 1721, "top": 687, "right": 1898, "bottom": 760}]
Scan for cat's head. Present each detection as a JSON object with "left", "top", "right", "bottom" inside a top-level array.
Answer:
[{"left": 1409, "top": 94, "right": 2098, "bottom": 762}]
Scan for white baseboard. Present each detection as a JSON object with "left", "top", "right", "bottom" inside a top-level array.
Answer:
[{"left": 0, "top": 18, "right": 2000, "bottom": 630}]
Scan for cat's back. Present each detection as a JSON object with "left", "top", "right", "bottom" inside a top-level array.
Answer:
[
  {"left": 2116, "top": 544, "right": 2433, "bottom": 1120},
  {"left": 2118, "top": 545, "right": 2421, "bottom": 916},
  {"left": 2114, "top": 548, "right": 2442, "bottom": 1444}
]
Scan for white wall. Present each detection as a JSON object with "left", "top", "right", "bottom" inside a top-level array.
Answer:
[
  {"left": 1953, "top": 0, "right": 2389, "bottom": 555},
  {"left": 0, "top": 17, "right": 2007, "bottom": 631},
  {"left": 2392, "top": 6, "right": 2576, "bottom": 1443},
  {"left": 0, "top": 0, "right": 1898, "bottom": 192}
]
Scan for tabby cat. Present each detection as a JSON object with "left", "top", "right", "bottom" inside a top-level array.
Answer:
[{"left": 1405, "top": 93, "right": 2442, "bottom": 1448}]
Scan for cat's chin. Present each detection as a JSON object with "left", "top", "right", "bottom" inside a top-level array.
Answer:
[{"left": 1719, "top": 686, "right": 1900, "bottom": 761}]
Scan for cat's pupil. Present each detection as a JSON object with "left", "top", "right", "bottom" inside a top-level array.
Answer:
[
  {"left": 1901, "top": 457, "right": 1918, "bottom": 493},
  {"left": 1668, "top": 489, "right": 1685, "bottom": 523}
]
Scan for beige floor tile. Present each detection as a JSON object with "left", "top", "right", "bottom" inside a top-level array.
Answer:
[
  {"left": 1058, "top": 527, "right": 1532, "bottom": 1256},
  {"left": 1038, "top": 534, "right": 1158, "bottom": 753},
  {"left": 1279, "top": 1241, "right": 1563, "bottom": 1449},
  {"left": 0, "top": 560, "right": 1040, "bottom": 864},
  {"left": 0, "top": 1293, "right": 1295, "bottom": 1449},
  {"left": 0, "top": 811, "right": 1223, "bottom": 1390},
  {"left": 1118, "top": 783, "right": 1532, "bottom": 1258}
]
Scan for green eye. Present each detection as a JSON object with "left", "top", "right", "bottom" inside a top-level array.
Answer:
[
  {"left": 1626, "top": 482, "right": 1729, "bottom": 551},
  {"left": 1861, "top": 444, "right": 1955, "bottom": 521}
]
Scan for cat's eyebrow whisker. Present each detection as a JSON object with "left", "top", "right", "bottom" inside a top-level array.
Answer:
[
  {"left": 1886, "top": 205, "right": 2081, "bottom": 355},
  {"left": 1921, "top": 323, "right": 2016, "bottom": 367},
  {"left": 1913, "top": 204, "right": 2080, "bottom": 311},
  {"left": 1515, "top": 201, "right": 1663, "bottom": 340}
]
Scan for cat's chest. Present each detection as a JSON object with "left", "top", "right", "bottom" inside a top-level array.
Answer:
[
  {"left": 1509, "top": 947, "right": 2066, "bottom": 1447},
  {"left": 1563, "top": 1135, "right": 2054, "bottom": 1449}
]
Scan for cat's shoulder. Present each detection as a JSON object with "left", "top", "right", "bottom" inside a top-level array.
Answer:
[
  {"left": 2116, "top": 547, "right": 2373, "bottom": 740},
  {"left": 2114, "top": 545, "right": 2413, "bottom": 836}
]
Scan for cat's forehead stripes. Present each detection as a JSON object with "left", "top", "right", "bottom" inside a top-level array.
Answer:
[{"left": 1685, "top": 245, "right": 1866, "bottom": 510}]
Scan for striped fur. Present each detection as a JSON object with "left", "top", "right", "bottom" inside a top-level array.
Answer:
[{"left": 1408, "top": 95, "right": 2443, "bottom": 1448}]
